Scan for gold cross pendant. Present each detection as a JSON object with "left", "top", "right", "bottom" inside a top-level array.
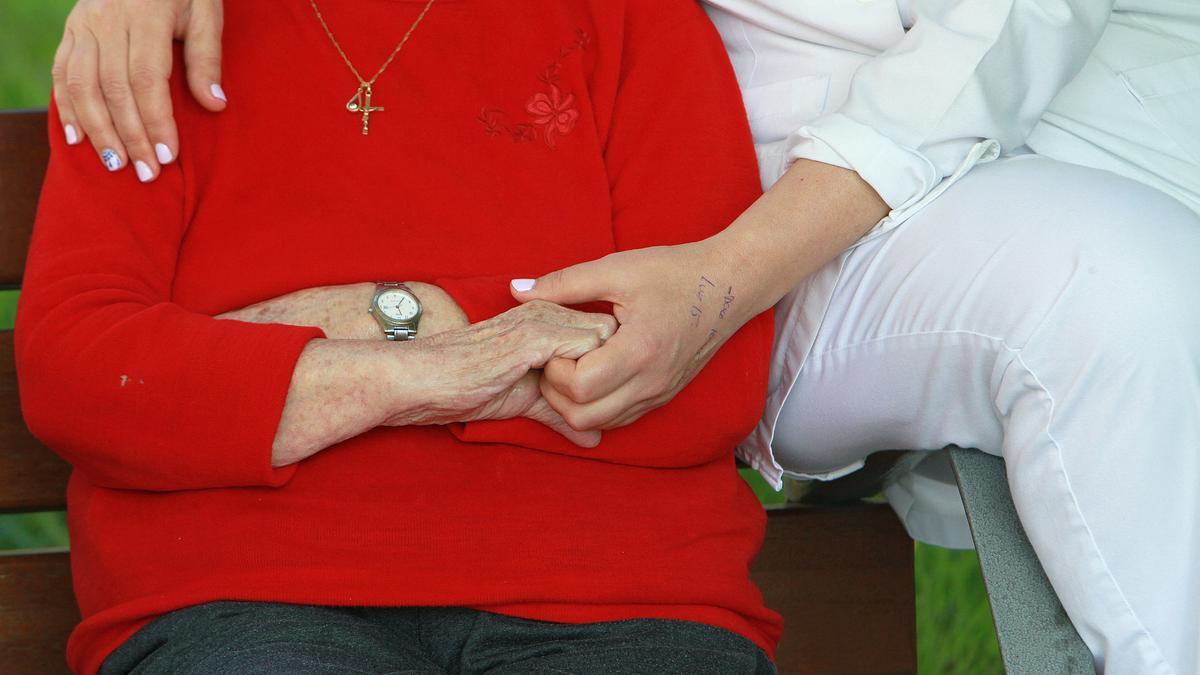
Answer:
[{"left": 346, "top": 85, "right": 384, "bottom": 135}]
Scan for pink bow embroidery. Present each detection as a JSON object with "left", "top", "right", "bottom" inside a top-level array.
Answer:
[{"left": 526, "top": 86, "right": 579, "bottom": 147}]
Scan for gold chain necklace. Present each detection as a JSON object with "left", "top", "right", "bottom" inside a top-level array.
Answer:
[{"left": 309, "top": 0, "right": 437, "bottom": 135}]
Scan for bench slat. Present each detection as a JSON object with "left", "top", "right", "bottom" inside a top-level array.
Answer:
[
  {"left": 0, "top": 330, "right": 71, "bottom": 513},
  {"left": 0, "top": 110, "right": 48, "bottom": 289},
  {"left": 0, "top": 550, "right": 76, "bottom": 675}
]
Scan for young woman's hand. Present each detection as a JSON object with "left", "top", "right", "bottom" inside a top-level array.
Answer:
[
  {"left": 510, "top": 240, "right": 764, "bottom": 433},
  {"left": 53, "top": 0, "right": 224, "bottom": 181},
  {"left": 510, "top": 160, "right": 891, "bottom": 432}
]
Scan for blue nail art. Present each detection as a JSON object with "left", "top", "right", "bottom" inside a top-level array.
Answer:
[{"left": 101, "top": 149, "right": 121, "bottom": 171}]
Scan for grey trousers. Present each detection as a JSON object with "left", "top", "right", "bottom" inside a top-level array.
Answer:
[{"left": 99, "top": 601, "right": 776, "bottom": 674}]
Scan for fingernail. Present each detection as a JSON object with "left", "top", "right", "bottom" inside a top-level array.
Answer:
[
  {"left": 64, "top": 124, "right": 79, "bottom": 145},
  {"left": 100, "top": 149, "right": 122, "bottom": 171},
  {"left": 210, "top": 83, "right": 227, "bottom": 102},
  {"left": 511, "top": 279, "right": 536, "bottom": 292},
  {"left": 134, "top": 160, "right": 154, "bottom": 183},
  {"left": 155, "top": 143, "right": 174, "bottom": 164}
]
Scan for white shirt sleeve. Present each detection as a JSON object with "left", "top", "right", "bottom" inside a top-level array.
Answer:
[{"left": 788, "top": 1, "right": 1115, "bottom": 210}]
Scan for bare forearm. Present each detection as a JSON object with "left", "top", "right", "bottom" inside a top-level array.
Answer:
[
  {"left": 220, "top": 281, "right": 468, "bottom": 340},
  {"left": 715, "top": 159, "right": 890, "bottom": 316},
  {"left": 271, "top": 339, "right": 411, "bottom": 466},
  {"left": 244, "top": 283, "right": 473, "bottom": 466}
]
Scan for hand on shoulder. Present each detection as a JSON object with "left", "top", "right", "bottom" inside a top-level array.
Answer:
[{"left": 53, "top": 0, "right": 225, "bottom": 181}]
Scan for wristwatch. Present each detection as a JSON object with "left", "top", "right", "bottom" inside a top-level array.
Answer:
[{"left": 369, "top": 282, "right": 423, "bottom": 341}]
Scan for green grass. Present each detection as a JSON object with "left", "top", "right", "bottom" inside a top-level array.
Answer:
[
  {"left": 0, "top": 290, "right": 17, "bottom": 328},
  {"left": 0, "top": 3, "right": 1001, "bottom": 671},
  {"left": 0, "top": 0, "right": 72, "bottom": 108},
  {"left": 917, "top": 544, "right": 1003, "bottom": 674}
]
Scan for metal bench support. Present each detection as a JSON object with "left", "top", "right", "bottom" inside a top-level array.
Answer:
[{"left": 948, "top": 446, "right": 1094, "bottom": 674}]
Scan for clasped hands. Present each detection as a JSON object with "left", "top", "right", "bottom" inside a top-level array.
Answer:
[
  {"left": 219, "top": 281, "right": 615, "bottom": 448},
  {"left": 220, "top": 238, "right": 755, "bottom": 447}
]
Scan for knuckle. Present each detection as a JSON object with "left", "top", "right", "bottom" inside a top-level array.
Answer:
[
  {"left": 564, "top": 378, "right": 593, "bottom": 405},
  {"left": 80, "top": 3, "right": 106, "bottom": 24},
  {"left": 50, "top": 62, "right": 69, "bottom": 84},
  {"left": 100, "top": 76, "right": 133, "bottom": 100},
  {"left": 560, "top": 408, "right": 591, "bottom": 433},
  {"left": 64, "top": 75, "right": 94, "bottom": 99},
  {"left": 128, "top": 66, "right": 164, "bottom": 94}
]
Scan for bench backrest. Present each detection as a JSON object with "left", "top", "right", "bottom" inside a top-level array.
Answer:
[
  {"left": 0, "top": 110, "right": 72, "bottom": 513},
  {"left": 0, "top": 109, "right": 76, "bottom": 675}
]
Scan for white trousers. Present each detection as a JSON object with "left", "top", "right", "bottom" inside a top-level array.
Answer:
[{"left": 772, "top": 155, "right": 1200, "bottom": 674}]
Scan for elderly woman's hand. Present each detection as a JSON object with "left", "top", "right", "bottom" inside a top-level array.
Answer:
[
  {"left": 387, "top": 300, "right": 617, "bottom": 447},
  {"left": 53, "top": 0, "right": 224, "bottom": 181}
]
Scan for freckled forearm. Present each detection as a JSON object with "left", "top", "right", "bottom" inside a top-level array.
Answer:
[
  {"left": 219, "top": 281, "right": 468, "bottom": 340},
  {"left": 258, "top": 281, "right": 481, "bottom": 466},
  {"left": 219, "top": 283, "right": 379, "bottom": 340},
  {"left": 271, "top": 339, "right": 412, "bottom": 467}
]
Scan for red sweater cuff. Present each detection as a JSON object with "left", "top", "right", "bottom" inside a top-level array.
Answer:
[{"left": 17, "top": 304, "right": 324, "bottom": 491}]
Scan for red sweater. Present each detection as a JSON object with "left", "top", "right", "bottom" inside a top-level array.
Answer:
[{"left": 16, "top": 1, "right": 779, "bottom": 671}]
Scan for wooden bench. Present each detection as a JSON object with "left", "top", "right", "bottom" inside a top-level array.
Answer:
[{"left": 0, "top": 109, "right": 916, "bottom": 674}]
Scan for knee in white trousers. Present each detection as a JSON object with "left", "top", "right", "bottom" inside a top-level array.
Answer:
[{"left": 771, "top": 156, "right": 1200, "bottom": 674}]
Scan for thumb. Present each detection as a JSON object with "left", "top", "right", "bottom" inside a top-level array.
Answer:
[
  {"left": 511, "top": 258, "right": 618, "bottom": 306},
  {"left": 183, "top": 0, "right": 226, "bottom": 112}
]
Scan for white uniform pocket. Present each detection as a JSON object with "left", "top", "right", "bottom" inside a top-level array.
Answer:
[{"left": 1121, "top": 53, "right": 1200, "bottom": 163}]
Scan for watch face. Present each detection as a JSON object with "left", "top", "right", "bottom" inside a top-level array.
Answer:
[{"left": 377, "top": 289, "right": 419, "bottom": 321}]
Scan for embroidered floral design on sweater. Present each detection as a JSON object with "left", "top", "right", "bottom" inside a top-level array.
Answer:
[
  {"left": 526, "top": 86, "right": 579, "bottom": 147},
  {"left": 479, "top": 29, "right": 590, "bottom": 148}
]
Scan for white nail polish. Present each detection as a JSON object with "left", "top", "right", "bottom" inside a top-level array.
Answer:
[
  {"left": 101, "top": 149, "right": 122, "bottom": 171},
  {"left": 210, "top": 83, "right": 227, "bottom": 102},
  {"left": 64, "top": 124, "right": 79, "bottom": 145},
  {"left": 511, "top": 279, "right": 536, "bottom": 292},
  {"left": 155, "top": 143, "right": 174, "bottom": 164},
  {"left": 135, "top": 161, "right": 154, "bottom": 183}
]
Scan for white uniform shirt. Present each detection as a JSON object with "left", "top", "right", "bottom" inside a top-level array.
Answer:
[{"left": 703, "top": 0, "right": 1200, "bottom": 491}]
